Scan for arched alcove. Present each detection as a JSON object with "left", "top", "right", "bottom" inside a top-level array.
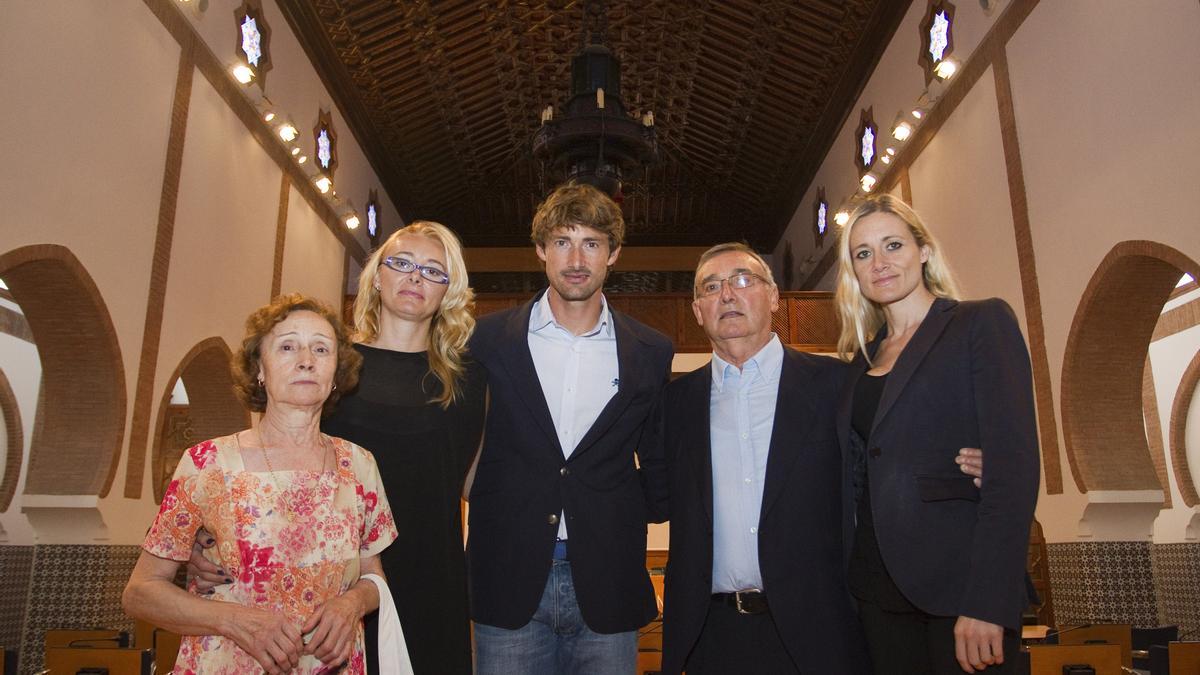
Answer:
[
  {"left": 1169, "top": 349, "right": 1200, "bottom": 507},
  {"left": 1062, "top": 241, "right": 1200, "bottom": 496},
  {"left": 151, "top": 337, "right": 248, "bottom": 502},
  {"left": 0, "top": 368, "right": 23, "bottom": 512},
  {"left": 0, "top": 245, "right": 125, "bottom": 497}
]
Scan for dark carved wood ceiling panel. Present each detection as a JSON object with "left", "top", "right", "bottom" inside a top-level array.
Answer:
[{"left": 277, "top": 0, "right": 911, "bottom": 249}]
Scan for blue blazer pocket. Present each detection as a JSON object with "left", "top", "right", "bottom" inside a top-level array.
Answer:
[{"left": 915, "top": 474, "right": 980, "bottom": 502}]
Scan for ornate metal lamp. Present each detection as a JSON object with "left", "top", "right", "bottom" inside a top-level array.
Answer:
[{"left": 532, "top": 0, "right": 658, "bottom": 201}]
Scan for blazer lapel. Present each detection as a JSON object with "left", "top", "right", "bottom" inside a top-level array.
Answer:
[
  {"left": 759, "top": 349, "right": 807, "bottom": 523},
  {"left": 871, "top": 297, "right": 958, "bottom": 436},
  {"left": 837, "top": 349, "right": 872, "bottom": 454},
  {"left": 688, "top": 366, "right": 715, "bottom": 527},
  {"left": 568, "top": 311, "right": 643, "bottom": 459},
  {"left": 495, "top": 292, "right": 563, "bottom": 455}
]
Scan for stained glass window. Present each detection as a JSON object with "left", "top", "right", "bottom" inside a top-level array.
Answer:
[
  {"left": 929, "top": 11, "right": 950, "bottom": 62},
  {"left": 234, "top": 2, "right": 272, "bottom": 88},
  {"left": 855, "top": 108, "right": 877, "bottom": 173},
  {"left": 313, "top": 110, "right": 338, "bottom": 180},
  {"left": 813, "top": 187, "right": 829, "bottom": 247},
  {"left": 317, "top": 130, "right": 332, "bottom": 169},
  {"left": 240, "top": 17, "right": 262, "bottom": 67},
  {"left": 918, "top": 2, "right": 955, "bottom": 84},
  {"left": 366, "top": 190, "right": 381, "bottom": 247}
]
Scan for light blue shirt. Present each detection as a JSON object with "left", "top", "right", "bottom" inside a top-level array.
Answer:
[
  {"left": 528, "top": 292, "right": 620, "bottom": 539},
  {"left": 709, "top": 334, "right": 783, "bottom": 593}
]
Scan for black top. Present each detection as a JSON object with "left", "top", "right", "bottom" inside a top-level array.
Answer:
[
  {"left": 322, "top": 344, "right": 487, "bottom": 675},
  {"left": 847, "top": 372, "right": 918, "bottom": 612}
]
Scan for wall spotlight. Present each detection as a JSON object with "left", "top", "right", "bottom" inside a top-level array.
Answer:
[
  {"left": 892, "top": 121, "right": 913, "bottom": 141},
  {"left": 880, "top": 155, "right": 891, "bottom": 165},
  {"left": 315, "top": 176, "right": 332, "bottom": 194},
  {"left": 232, "top": 64, "right": 254, "bottom": 84},
  {"left": 860, "top": 174, "right": 877, "bottom": 192},
  {"left": 298, "top": 155, "right": 308, "bottom": 164},
  {"left": 834, "top": 210, "right": 851, "bottom": 227},
  {"left": 291, "top": 147, "right": 300, "bottom": 156},
  {"left": 278, "top": 122, "right": 298, "bottom": 142},
  {"left": 345, "top": 213, "right": 360, "bottom": 229},
  {"left": 934, "top": 58, "right": 958, "bottom": 80}
]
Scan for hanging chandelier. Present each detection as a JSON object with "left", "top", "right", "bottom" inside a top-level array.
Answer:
[{"left": 532, "top": 0, "right": 658, "bottom": 201}]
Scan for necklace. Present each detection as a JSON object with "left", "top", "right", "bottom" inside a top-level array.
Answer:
[{"left": 240, "top": 430, "right": 332, "bottom": 521}]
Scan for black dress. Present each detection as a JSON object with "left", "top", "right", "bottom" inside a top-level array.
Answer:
[{"left": 322, "top": 344, "right": 487, "bottom": 675}]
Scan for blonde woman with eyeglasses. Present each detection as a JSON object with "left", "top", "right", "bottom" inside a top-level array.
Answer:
[{"left": 188, "top": 222, "right": 486, "bottom": 674}]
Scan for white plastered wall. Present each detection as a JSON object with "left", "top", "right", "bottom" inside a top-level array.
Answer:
[
  {"left": 0, "top": 0, "right": 400, "bottom": 544},
  {"left": 774, "top": 0, "right": 1200, "bottom": 544}
]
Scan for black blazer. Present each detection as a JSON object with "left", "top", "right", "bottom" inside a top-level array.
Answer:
[
  {"left": 659, "top": 346, "right": 870, "bottom": 674},
  {"left": 837, "top": 297, "right": 1039, "bottom": 630},
  {"left": 466, "top": 291, "right": 674, "bottom": 633}
]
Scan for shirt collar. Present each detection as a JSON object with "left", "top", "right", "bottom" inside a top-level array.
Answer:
[
  {"left": 710, "top": 334, "right": 783, "bottom": 393},
  {"left": 530, "top": 290, "right": 614, "bottom": 338}
]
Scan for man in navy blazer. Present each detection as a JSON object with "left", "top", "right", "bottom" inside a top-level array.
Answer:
[
  {"left": 658, "top": 242, "right": 871, "bottom": 674},
  {"left": 467, "top": 183, "right": 673, "bottom": 674}
]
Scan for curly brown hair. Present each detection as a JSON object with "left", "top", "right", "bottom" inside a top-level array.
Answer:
[
  {"left": 231, "top": 293, "right": 362, "bottom": 416},
  {"left": 530, "top": 182, "right": 625, "bottom": 251}
]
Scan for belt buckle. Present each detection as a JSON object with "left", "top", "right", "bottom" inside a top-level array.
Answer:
[{"left": 734, "top": 590, "right": 758, "bottom": 615}]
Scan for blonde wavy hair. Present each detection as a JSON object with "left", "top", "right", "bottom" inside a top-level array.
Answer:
[
  {"left": 834, "top": 195, "right": 960, "bottom": 363},
  {"left": 353, "top": 221, "right": 475, "bottom": 408}
]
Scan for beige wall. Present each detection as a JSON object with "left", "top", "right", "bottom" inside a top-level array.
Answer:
[
  {"left": 0, "top": 0, "right": 397, "bottom": 544},
  {"left": 774, "top": 0, "right": 1200, "bottom": 544}
]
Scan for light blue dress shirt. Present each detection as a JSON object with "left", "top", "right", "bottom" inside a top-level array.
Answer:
[
  {"left": 709, "top": 334, "right": 783, "bottom": 593},
  {"left": 528, "top": 292, "right": 620, "bottom": 540}
]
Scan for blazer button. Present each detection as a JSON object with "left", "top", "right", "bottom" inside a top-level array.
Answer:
[
  {"left": 548, "top": 514, "right": 559, "bottom": 525},
  {"left": 560, "top": 467, "right": 570, "bottom": 476},
  {"left": 869, "top": 447, "right": 882, "bottom": 458}
]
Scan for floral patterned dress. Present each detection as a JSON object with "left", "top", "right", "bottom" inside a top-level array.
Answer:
[{"left": 143, "top": 433, "right": 398, "bottom": 674}]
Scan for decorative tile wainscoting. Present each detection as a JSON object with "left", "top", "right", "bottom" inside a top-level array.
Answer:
[
  {"left": 1047, "top": 541, "right": 1200, "bottom": 638},
  {"left": 10, "top": 544, "right": 140, "bottom": 675},
  {"left": 1150, "top": 543, "right": 1200, "bottom": 639},
  {"left": 0, "top": 545, "right": 33, "bottom": 653}
]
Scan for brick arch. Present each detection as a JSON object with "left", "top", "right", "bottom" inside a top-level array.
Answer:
[
  {"left": 0, "top": 245, "right": 125, "bottom": 497},
  {"left": 1169, "top": 349, "right": 1200, "bottom": 507},
  {"left": 1061, "top": 240, "right": 1200, "bottom": 494},
  {"left": 151, "top": 337, "right": 248, "bottom": 502},
  {"left": 0, "top": 368, "right": 23, "bottom": 512}
]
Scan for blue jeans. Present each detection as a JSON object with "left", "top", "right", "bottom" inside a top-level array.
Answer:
[{"left": 473, "top": 559, "right": 638, "bottom": 674}]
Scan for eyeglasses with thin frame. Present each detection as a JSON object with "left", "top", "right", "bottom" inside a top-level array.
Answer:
[
  {"left": 695, "top": 272, "right": 766, "bottom": 298},
  {"left": 379, "top": 256, "right": 450, "bottom": 285}
]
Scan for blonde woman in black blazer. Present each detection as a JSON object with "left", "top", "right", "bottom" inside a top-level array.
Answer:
[{"left": 833, "top": 195, "right": 1039, "bottom": 674}]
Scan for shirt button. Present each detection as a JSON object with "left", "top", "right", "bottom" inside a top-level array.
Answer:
[
  {"left": 750, "top": 527, "right": 757, "bottom": 534},
  {"left": 741, "top": 433, "right": 748, "bottom": 440},
  {"left": 744, "top": 478, "right": 751, "bottom": 484},
  {"left": 560, "top": 467, "right": 570, "bottom": 476},
  {"left": 548, "top": 514, "right": 559, "bottom": 525}
]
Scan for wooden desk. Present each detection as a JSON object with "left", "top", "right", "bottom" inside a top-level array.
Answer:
[
  {"left": 1058, "top": 624, "right": 1133, "bottom": 668},
  {"left": 44, "top": 629, "right": 129, "bottom": 650},
  {"left": 1027, "top": 643, "right": 1122, "bottom": 675},
  {"left": 1170, "top": 641, "right": 1200, "bottom": 674},
  {"left": 43, "top": 647, "right": 152, "bottom": 674}
]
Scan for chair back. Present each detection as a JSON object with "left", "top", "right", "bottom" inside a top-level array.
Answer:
[
  {"left": 43, "top": 629, "right": 129, "bottom": 650},
  {"left": 1169, "top": 641, "right": 1200, "bottom": 675},
  {"left": 1027, "top": 643, "right": 1122, "bottom": 675},
  {"left": 1058, "top": 624, "right": 1133, "bottom": 668},
  {"left": 43, "top": 646, "right": 152, "bottom": 674}
]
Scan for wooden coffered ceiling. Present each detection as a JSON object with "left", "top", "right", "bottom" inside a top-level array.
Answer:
[{"left": 277, "top": 0, "right": 912, "bottom": 249}]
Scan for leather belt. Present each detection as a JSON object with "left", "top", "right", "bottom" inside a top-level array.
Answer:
[{"left": 712, "top": 590, "right": 769, "bottom": 615}]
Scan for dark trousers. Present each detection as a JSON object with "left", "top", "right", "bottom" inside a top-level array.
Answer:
[
  {"left": 684, "top": 597, "right": 800, "bottom": 674},
  {"left": 858, "top": 600, "right": 1022, "bottom": 675}
]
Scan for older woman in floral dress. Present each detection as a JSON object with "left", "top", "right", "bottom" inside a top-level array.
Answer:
[{"left": 123, "top": 294, "right": 397, "bottom": 674}]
